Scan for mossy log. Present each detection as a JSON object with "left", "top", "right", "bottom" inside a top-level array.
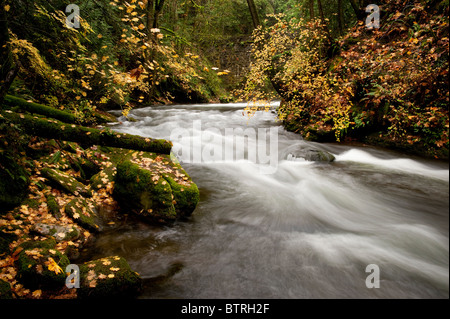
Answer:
[
  {"left": 3, "top": 95, "right": 117, "bottom": 124},
  {"left": 3, "top": 95, "right": 78, "bottom": 124},
  {"left": 0, "top": 110, "right": 173, "bottom": 155}
]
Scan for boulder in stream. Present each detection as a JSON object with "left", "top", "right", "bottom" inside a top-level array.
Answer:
[
  {"left": 287, "top": 148, "right": 336, "bottom": 162},
  {"left": 113, "top": 152, "right": 199, "bottom": 224},
  {"left": 78, "top": 256, "right": 142, "bottom": 298}
]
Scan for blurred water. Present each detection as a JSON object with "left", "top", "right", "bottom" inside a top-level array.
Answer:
[{"left": 86, "top": 102, "right": 449, "bottom": 298}]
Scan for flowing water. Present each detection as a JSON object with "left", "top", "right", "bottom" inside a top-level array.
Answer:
[{"left": 84, "top": 102, "right": 449, "bottom": 299}]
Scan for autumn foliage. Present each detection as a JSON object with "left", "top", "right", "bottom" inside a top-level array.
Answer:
[{"left": 241, "top": 0, "right": 449, "bottom": 159}]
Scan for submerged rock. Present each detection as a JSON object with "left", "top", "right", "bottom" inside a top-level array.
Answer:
[
  {"left": 287, "top": 148, "right": 336, "bottom": 162},
  {"left": 78, "top": 256, "right": 142, "bottom": 299}
]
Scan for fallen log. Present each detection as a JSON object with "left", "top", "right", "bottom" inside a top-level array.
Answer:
[
  {"left": 3, "top": 95, "right": 78, "bottom": 124},
  {"left": 3, "top": 95, "right": 117, "bottom": 124},
  {"left": 0, "top": 110, "right": 173, "bottom": 155}
]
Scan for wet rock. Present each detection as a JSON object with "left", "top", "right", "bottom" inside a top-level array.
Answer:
[
  {"left": 288, "top": 148, "right": 335, "bottom": 162},
  {"left": 78, "top": 256, "right": 142, "bottom": 299},
  {"left": 31, "top": 223, "right": 81, "bottom": 242}
]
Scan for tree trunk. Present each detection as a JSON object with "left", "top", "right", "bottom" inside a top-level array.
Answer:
[
  {"left": 146, "top": 0, "right": 155, "bottom": 38},
  {"left": 348, "top": 0, "right": 365, "bottom": 20},
  {"left": 337, "top": 0, "right": 344, "bottom": 35},
  {"left": 309, "top": 0, "right": 315, "bottom": 20},
  {"left": 153, "top": 0, "right": 166, "bottom": 28},
  {"left": 0, "top": 1, "right": 17, "bottom": 104},
  {"left": 317, "top": 0, "right": 332, "bottom": 40},
  {"left": 246, "top": 0, "right": 260, "bottom": 29}
]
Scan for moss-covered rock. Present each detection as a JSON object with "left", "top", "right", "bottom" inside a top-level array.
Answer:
[
  {"left": 114, "top": 160, "right": 177, "bottom": 223},
  {"left": 90, "top": 166, "right": 117, "bottom": 190},
  {"left": 113, "top": 151, "right": 199, "bottom": 223},
  {"left": 15, "top": 239, "right": 70, "bottom": 290},
  {"left": 65, "top": 198, "right": 103, "bottom": 233},
  {"left": 41, "top": 167, "right": 92, "bottom": 197},
  {"left": 163, "top": 168, "right": 200, "bottom": 218},
  {"left": 0, "top": 280, "right": 13, "bottom": 299},
  {"left": 78, "top": 256, "right": 142, "bottom": 299}
]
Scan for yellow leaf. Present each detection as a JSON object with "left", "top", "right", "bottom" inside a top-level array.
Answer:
[
  {"left": 32, "top": 290, "right": 42, "bottom": 298},
  {"left": 46, "top": 257, "right": 63, "bottom": 275},
  {"left": 4, "top": 5, "right": 10, "bottom": 12}
]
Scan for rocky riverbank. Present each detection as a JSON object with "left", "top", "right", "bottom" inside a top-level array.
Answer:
[{"left": 0, "top": 97, "right": 199, "bottom": 299}]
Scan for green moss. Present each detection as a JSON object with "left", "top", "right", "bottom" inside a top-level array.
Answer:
[
  {"left": 114, "top": 160, "right": 177, "bottom": 223},
  {"left": 4, "top": 95, "right": 77, "bottom": 124},
  {"left": 46, "top": 194, "right": 62, "bottom": 219},
  {"left": 1, "top": 111, "right": 173, "bottom": 155},
  {"left": 19, "top": 238, "right": 56, "bottom": 250},
  {"left": 65, "top": 198, "right": 103, "bottom": 233},
  {"left": 90, "top": 166, "right": 117, "bottom": 190},
  {"left": 163, "top": 174, "right": 199, "bottom": 218},
  {"left": 15, "top": 244, "right": 70, "bottom": 290},
  {"left": 41, "top": 167, "right": 92, "bottom": 197},
  {"left": 78, "top": 256, "right": 142, "bottom": 299}
]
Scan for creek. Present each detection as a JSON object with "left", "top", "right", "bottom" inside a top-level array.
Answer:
[{"left": 84, "top": 102, "right": 449, "bottom": 298}]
